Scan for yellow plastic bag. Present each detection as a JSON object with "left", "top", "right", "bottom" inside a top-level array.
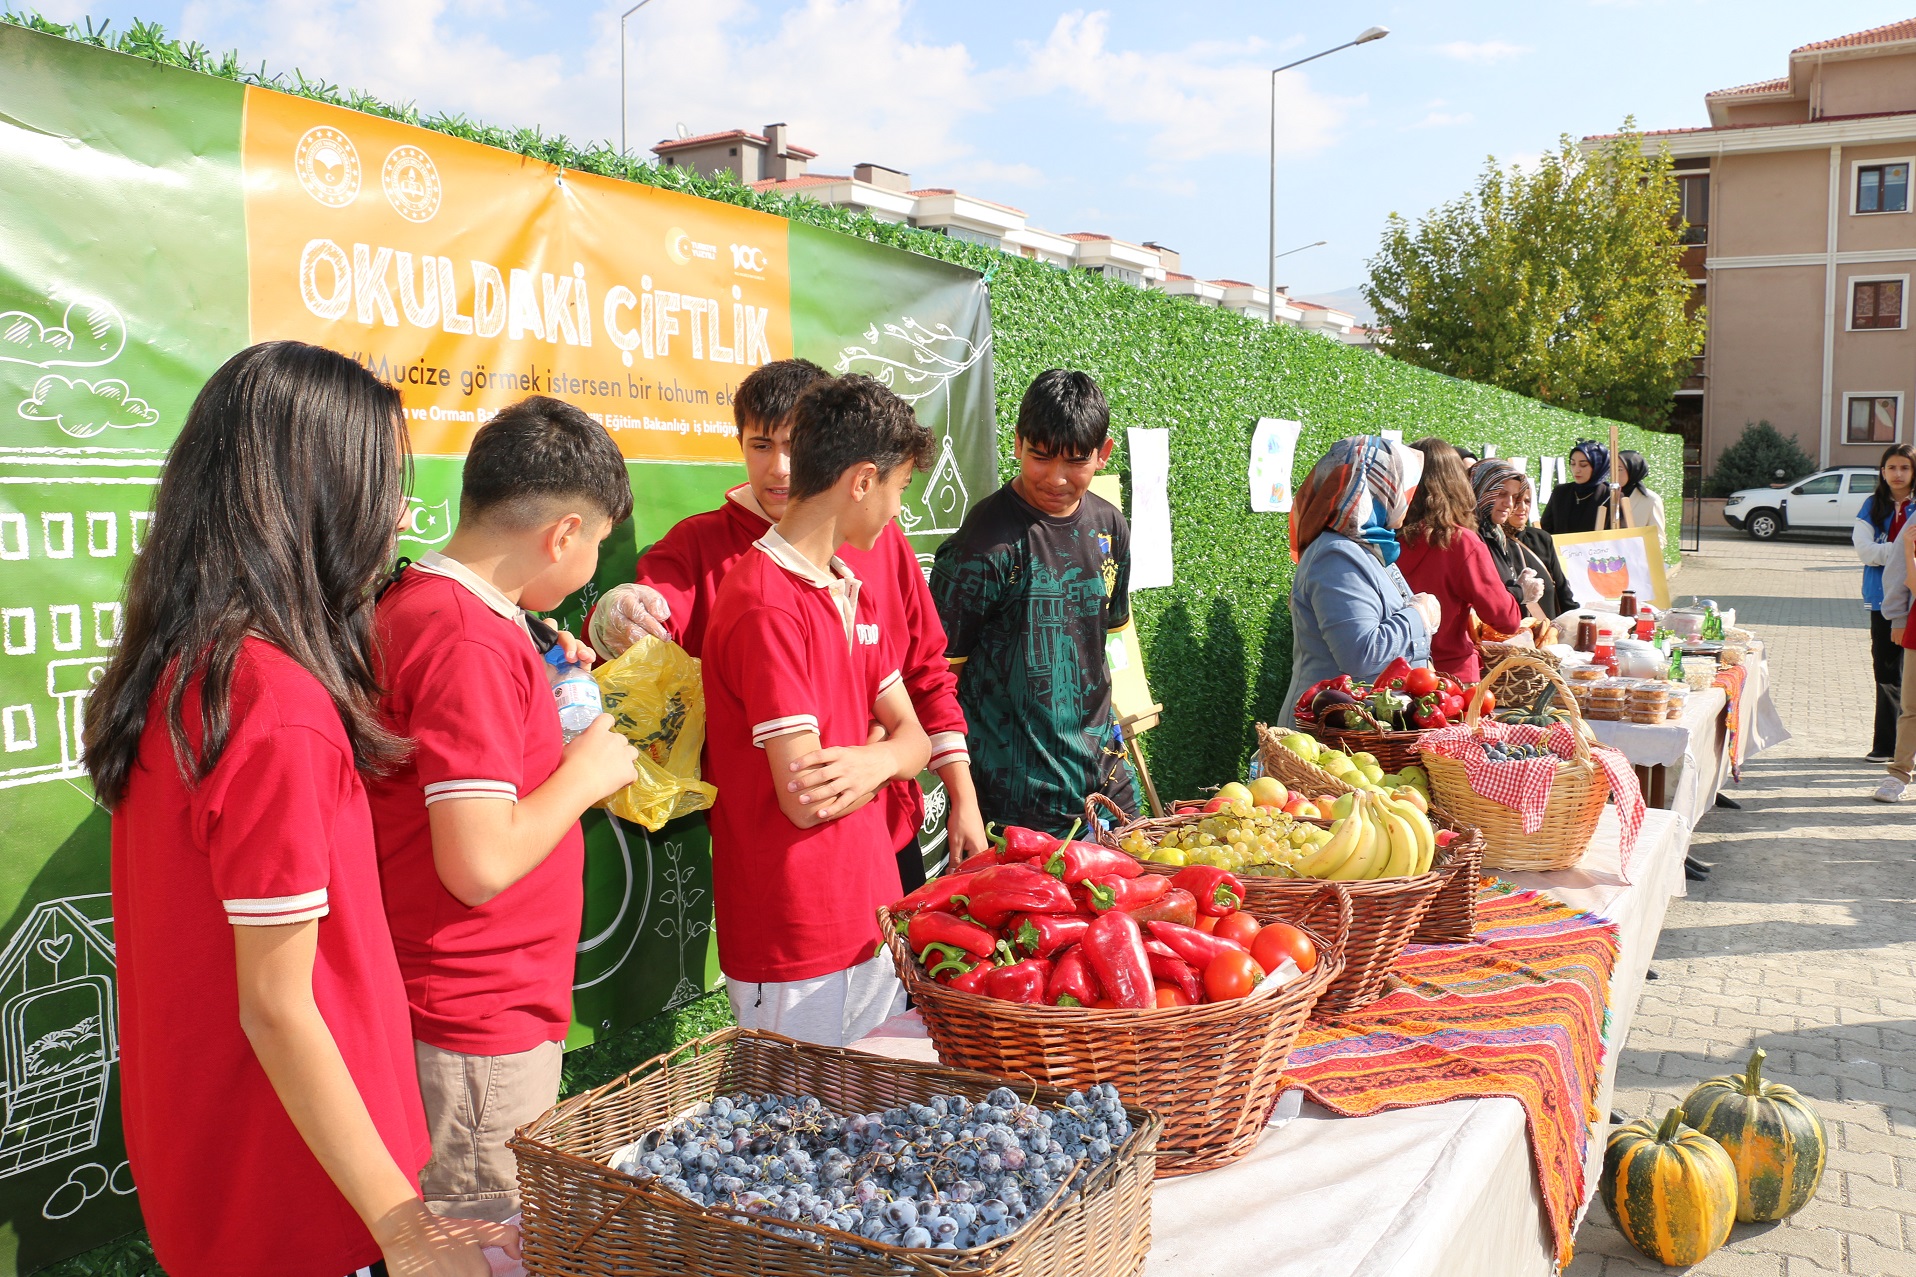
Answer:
[{"left": 591, "top": 635, "right": 717, "bottom": 830}]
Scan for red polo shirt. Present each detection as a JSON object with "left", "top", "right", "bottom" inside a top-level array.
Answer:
[
  {"left": 113, "top": 639, "right": 428, "bottom": 1277},
  {"left": 367, "top": 554, "right": 583, "bottom": 1054},
  {"left": 630, "top": 484, "right": 967, "bottom": 848},
  {"left": 701, "top": 530, "right": 904, "bottom": 982}
]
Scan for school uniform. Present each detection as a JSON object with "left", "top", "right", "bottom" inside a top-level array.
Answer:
[
  {"left": 621, "top": 484, "right": 967, "bottom": 875},
  {"left": 700, "top": 527, "right": 909, "bottom": 1045},
  {"left": 367, "top": 553, "right": 581, "bottom": 1221},
  {"left": 114, "top": 639, "right": 428, "bottom": 1277}
]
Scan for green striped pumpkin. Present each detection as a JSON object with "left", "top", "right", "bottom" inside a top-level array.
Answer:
[
  {"left": 1681, "top": 1048, "right": 1827, "bottom": 1222},
  {"left": 1600, "top": 1107, "right": 1738, "bottom": 1266}
]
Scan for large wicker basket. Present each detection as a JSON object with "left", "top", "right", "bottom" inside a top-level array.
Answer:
[
  {"left": 1255, "top": 722, "right": 1358, "bottom": 798},
  {"left": 1420, "top": 654, "right": 1610, "bottom": 874},
  {"left": 1474, "top": 640, "right": 1560, "bottom": 709},
  {"left": 1298, "top": 699, "right": 1433, "bottom": 774},
  {"left": 511, "top": 1028, "right": 1162, "bottom": 1277},
  {"left": 1089, "top": 795, "right": 1451, "bottom": 1013},
  {"left": 881, "top": 888, "right": 1349, "bottom": 1177}
]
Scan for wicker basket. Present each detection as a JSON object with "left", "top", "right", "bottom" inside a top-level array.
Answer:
[
  {"left": 1255, "top": 722, "right": 1358, "bottom": 798},
  {"left": 1089, "top": 794, "right": 1451, "bottom": 1013},
  {"left": 1420, "top": 654, "right": 1610, "bottom": 874},
  {"left": 1474, "top": 641, "right": 1560, "bottom": 709},
  {"left": 1298, "top": 699, "right": 1432, "bottom": 774},
  {"left": 881, "top": 888, "right": 1349, "bottom": 1177},
  {"left": 512, "top": 1028, "right": 1162, "bottom": 1277},
  {"left": 1410, "top": 817, "right": 1486, "bottom": 945}
]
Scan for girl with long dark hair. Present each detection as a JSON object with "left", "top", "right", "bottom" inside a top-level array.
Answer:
[
  {"left": 1540, "top": 440, "right": 1612, "bottom": 535},
  {"left": 1396, "top": 438, "right": 1521, "bottom": 681},
  {"left": 1855, "top": 443, "right": 1916, "bottom": 762},
  {"left": 86, "top": 342, "right": 513, "bottom": 1277}
]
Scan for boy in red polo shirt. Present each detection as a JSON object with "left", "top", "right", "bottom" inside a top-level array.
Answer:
[
  {"left": 701, "top": 374, "right": 935, "bottom": 1045},
  {"left": 589, "top": 360, "right": 984, "bottom": 885},
  {"left": 369, "top": 396, "right": 639, "bottom": 1222}
]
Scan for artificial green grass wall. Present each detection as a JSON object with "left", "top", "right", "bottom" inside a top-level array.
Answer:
[{"left": 4, "top": 11, "right": 1686, "bottom": 803}]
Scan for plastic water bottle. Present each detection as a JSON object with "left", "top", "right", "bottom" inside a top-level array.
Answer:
[{"left": 544, "top": 646, "right": 602, "bottom": 742}]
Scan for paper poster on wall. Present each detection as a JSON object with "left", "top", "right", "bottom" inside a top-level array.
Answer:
[
  {"left": 1249, "top": 416, "right": 1302, "bottom": 512},
  {"left": 1552, "top": 526, "right": 1670, "bottom": 609},
  {"left": 1126, "top": 427, "right": 1172, "bottom": 589}
]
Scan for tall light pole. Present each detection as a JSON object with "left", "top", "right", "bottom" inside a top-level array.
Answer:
[
  {"left": 620, "top": 0, "right": 662, "bottom": 159},
  {"left": 1264, "top": 27, "right": 1387, "bottom": 320}
]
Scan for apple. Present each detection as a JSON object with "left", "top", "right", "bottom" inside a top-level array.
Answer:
[
  {"left": 1249, "top": 777, "right": 1287, "bottom": 809},
  {"left": 1281, "top": 792, "right": 1310, "bottom": 817},
  {"left": 1395, "top": 787, "right": 1430, "bottom": 814},
  {"left": 1217, "top": 781, "right": 1254, "bottom": 807},
  {"left": 1318, "top": 749, "right": 1352, "bottom": 775},
  {"left": 1202, "top": 795, "right": 1230, "bottom": 814},
  {"left": 1435, "top": 829, "right": 1458, "bottom": 847},
  {"left": 1351, "top": 751, "right": 1379, "bottom": 770},
  {"left": 1280, "top": 732, "right": 1319, "bottom": 763},
  {"left": 1358, "top": 763, "right": 1385, "bottom": 785}
]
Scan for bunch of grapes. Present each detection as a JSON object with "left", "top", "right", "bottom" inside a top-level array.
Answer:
[
  {"left": 1118, "top": 801, "right": 1316, "bottom": 872},
  {"left": 612, "top": 1084, "right": 1133, "bottom": 1253}
]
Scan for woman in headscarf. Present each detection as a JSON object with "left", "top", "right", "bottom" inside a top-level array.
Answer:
[
  {"left": 1471, "top": 460, "right": 1547, "bottom": 620},
  {"left": 1510, "top": 472, "right": 1578, "bottom": 619},
  {"left": 1280, "top": 436, "right": 1441, "bottom": 727},
  {"left": 1540, "top": 440, "right": 1611, "bottom": 535},
  {"left": 1596, "top": 449, "right": 1668, "bottom": 548},
  {"left": 1397, "top": 438, "right": 1520, "bottom": 682}
]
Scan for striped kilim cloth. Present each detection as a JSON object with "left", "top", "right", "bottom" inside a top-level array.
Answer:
[
  {"left": 1714, "top": 661, "right": 1749, "bottom": 781},
  {"left": 1282, "top": 882, "right": 1620, "bottom": 1268}
]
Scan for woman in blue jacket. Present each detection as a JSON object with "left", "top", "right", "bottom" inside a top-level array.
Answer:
[
  {"left": 1280, "top": 436, "right": 1440, "bottom": 727},
  {"left": 1854, "top": 443, "right": 1916, "bottom": 761}
]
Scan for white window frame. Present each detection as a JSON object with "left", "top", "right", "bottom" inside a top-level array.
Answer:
[
  {"left": 1843, "top": 391, "right": 1904, "bottom": 445},
  {"left": 1846, "top": 273, "right": 1910, "bottom": 331},
  {"left": 1850, "top": 156, "right": 1914, "bottom": 216}
]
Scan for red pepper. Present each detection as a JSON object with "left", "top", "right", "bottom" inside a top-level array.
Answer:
[
  {"left": 1170, "top": 866, "right": 1245, "bottom": 917},
  {"left": 948, "top": 964, "right": 991, "bottom": 995},
  {"left": 1045, "top": 947, "right": 1102, "bottom": 1007},
  {"left": 1373, "top": 657, "right": 1413, "bottom": 692},
  {"left": 968, "top": 862, "right": 1069, "bottom": 895},
  {"left": 1124, "top": 887, "right": 1197, "bottom": 927},
  {"left": 920, "top": 943, "right": 980, "bottom": 985},
  {"left": 988, "top": 818, "right": 1079, "bottom": 863},
  {"left": 1143, "top": 939, "right": 1202, "bottom": 1003},
  {"left": 908, "top": 911, "right": 998, "bottom": 960},
  {"left": 1079, "top": 873, "right": 1170, "bottom": 914},
  {"left": 1441, "top": 693, "right": 1465, "bottom": 719},
  {"left": 1046, "top": 840, "right": 1144, "bottom": 884},
  {"left": 894, "top": 872, "right": 977, "bottom": 915},
  {"left": 967, "top": 883, "right": 1078, "bottom": 928},
  {"left": 983, "top": 958, "right": 1052, "bottom": 1005},
  {"left": 1008, "top": 913, "right": 1091, "bottom": 959},
  {"left": 1145, "top": 919, "right": 1250, "bottom": 970},
  {"left": 952, "top": 850, "right": 1002, "bottom": 873},
  {"left": 1080, "top": 912, "right": 1154, "bottom": 1009},
  {"left": 1411, "top": 696, "right": 1447, "bottom": 730}
]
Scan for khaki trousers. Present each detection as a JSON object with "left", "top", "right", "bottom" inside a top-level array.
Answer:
[
  {"left": 1891, "top": 648, "right": 1916, "bottom": 785},
  {"left": 414, "top": 1038, "right": 562, "bottom": 1222}
]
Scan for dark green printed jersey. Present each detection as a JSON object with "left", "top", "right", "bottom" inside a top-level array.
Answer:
[{"left": 930, "top": 483, "right": 1136, "bottom": 834}]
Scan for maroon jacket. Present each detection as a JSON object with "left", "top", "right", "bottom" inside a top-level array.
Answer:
[{"left": 1396, "top": 527, "right": 1522, "bottom": 682}]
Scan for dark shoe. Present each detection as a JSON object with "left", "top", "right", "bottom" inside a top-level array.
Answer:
[
  {"left": 1714, "top": 793, "right": 1742, "bottom": 810},
  {"left": 1684, "top": 859, "right": 1710, "bottom": 882},
  {"left": 1866, "top": 752, "right": 1894, "bottom": 763}
]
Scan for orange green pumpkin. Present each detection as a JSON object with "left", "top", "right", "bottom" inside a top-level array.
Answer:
[
  {"left": 1600, "top": 1107, "right": 1738, "bottom": 1266},
  {"left": 1680, "top": 1048, "right": 1827, "bottom": 1222}
]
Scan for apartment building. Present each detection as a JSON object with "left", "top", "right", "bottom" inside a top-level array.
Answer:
[
  {"left": 1604, "top": 19, "right": 1916, "bottom": 471},
  {"left": 652, "top": 125, "right": 1369, "bottom": 344}
]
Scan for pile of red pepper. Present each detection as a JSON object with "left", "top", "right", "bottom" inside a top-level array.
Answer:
[
  {"left": 1295, "top": 657, "right": 1488, "bottom": 733},
  {"left": 891, "top": 822, "right": 1319, "bottom": 1010}
]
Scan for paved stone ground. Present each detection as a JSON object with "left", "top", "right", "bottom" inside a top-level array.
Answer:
[{"left": 1569, "top": 529, "right": 1916, "bottom": 1276}]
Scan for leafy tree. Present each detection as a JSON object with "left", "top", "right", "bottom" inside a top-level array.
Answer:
[
  {"left": 1365, "top": 124, "right": 1706, "bottom": 430},
  {"left": 1703, "top": 421, "right": 1816, "bottom": 496}
]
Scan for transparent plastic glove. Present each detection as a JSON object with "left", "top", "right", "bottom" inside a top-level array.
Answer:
[
  {"left": 1411, "top": 592, "right": 1442, "bottom": 633},
  {"left": 589, "top": 582, "right": 671, "bottom": 656},
  {"left": 1518, "top": 569, "right": 1545, "bottom": 606}
]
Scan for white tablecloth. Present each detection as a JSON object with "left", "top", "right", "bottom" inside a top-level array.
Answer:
[{"left": 852, "top": 807, "right": 1691, "bottom": 1277}]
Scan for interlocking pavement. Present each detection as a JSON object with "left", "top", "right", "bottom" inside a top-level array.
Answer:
[{"left": 1569, "top": 530, "right": 1916, "bottom": 1275}]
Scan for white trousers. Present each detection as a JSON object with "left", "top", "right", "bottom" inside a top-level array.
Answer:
[{"left": 725, "top": 952, "right": 907, "bottom": 1048}]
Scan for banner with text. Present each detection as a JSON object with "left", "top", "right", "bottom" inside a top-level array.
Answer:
[{"left": 0, "top": 23, "right": 996, "bottom": 1271}]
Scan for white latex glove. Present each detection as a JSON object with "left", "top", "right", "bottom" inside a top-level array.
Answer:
[
  {"left": 589, "top": 582, "right": 672, "bottom": 657},
  {"left": 1411, "top": 592, "right": 1442, "bottom": 633},
  {"left": 1518, "top": 569, "right": 1545, "bottom": 606}
]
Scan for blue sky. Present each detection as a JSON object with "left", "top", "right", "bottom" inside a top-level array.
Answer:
[{"left": 26, "top": 1, "right": 1916, "bottom": 306}]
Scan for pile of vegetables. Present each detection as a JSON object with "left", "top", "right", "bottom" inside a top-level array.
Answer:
[
  {"left": 893, "top": 824, "right": 1319, "bottom": 1010},
  {"left": 1296, "top": 658, "right": 1485, "bottom": 733}
]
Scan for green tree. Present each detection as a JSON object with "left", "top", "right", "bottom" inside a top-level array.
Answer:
[
  {"left": 1364, "top": 124, "right": 1706, "bottom": 430},
  {"left": 1702, "top": 420, "right": 1815, "bottom": 496}
]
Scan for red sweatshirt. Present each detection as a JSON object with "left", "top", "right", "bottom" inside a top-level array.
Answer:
[
  {"left": 1396, "top": 527, "right": 1522, "bottom": 683},
  {"left": 629, "top": 485, "right": 968, "bottom": 850}
]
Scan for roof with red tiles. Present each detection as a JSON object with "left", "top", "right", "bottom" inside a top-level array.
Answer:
[
  {"left": 1208, "top": 278, "right": 1258, "bottom": 289},
  {"left": 908, "top": 188, "right": 1027, "bottom": 215},
  {"left": 1705, "top": 76, "right": 1790, "bottom": 99},
  {"left": 748, "top": 174, "right": 853, "bottom": 192},
  {"left": 653, "top": 129, "right": 816, "bottom": 158},
  {"left": 1064, "top": 232, "right": 1113, "bottom": 242},
  {"left": 1585, "top": 107, "right": 1916, "bottom": 140},
  {"left": 1793, "top": 17, "right": 1916, "bottom": 53}
]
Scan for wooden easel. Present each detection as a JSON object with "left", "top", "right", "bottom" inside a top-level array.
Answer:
[
  {"left": 1118, "top": 704, "right": 1166, "bottom": 819},
  {"left": 1089, "top": 474, "right": 1168, "bottom": 819}
]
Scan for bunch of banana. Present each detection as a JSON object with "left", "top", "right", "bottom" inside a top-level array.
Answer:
[{"left": 1292, "top": 790, "right": 1438, "bottom": 881}]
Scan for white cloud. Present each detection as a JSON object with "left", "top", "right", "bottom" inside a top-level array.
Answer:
[
  {"left": 1413, "top": 111, "right": 1474, "bottom": 129},
  {"left": 1009, "top": 10, "right": 1357, "bottom": 161},
  {"left": 1433, "top": 40, "right": 1531, "bottom": 64}
]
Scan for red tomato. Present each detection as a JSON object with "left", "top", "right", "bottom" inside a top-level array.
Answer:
[
  {"left": 1403, "top": 667, "right": 1440, "bottom": 698},
  {"left": 1250, "top": 922, "right": 1319, "bottom": 974},
  {"left": 1154, "top": 986, "right": 1193, "bottom": 1008},
  {"left": 1092, "top": 998, "right": 1120, "bottom": 1009},
  {"left": 1479, "top": 691, "right": 1496, "bottom": 713},
  {"left": 1203, "top": 951, "right": 1263, "bottom": 1002},
  {"left": 1195, "top": 914, "right": 1219, "bottom": 934},
  {"left": 1213, "top": 911, "right": 1261, "bottom": 948}
]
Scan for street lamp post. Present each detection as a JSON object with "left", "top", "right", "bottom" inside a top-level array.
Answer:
[
  {"left": 620, "top": 0, "right": 662, "bottom": 159},
  {"left": 1264, "top": 27, "right": 1387, "bottom": 324}
]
